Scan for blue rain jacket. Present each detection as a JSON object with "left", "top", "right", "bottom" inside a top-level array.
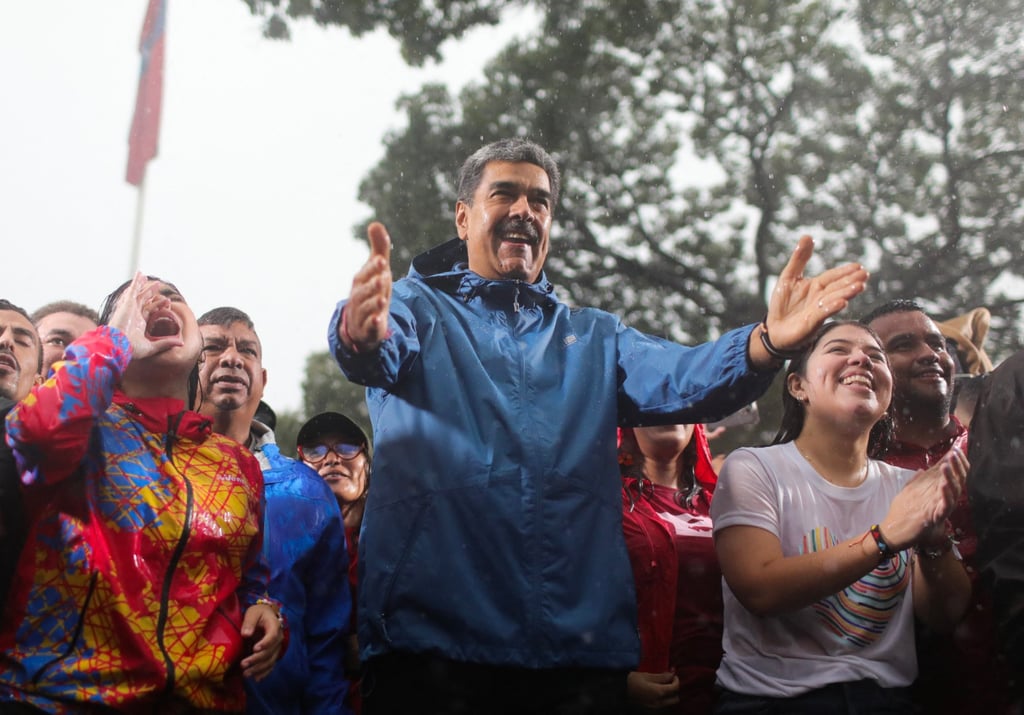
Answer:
[
  {"left": 329, "top": 238, "right": 776, "bottom": 669},
  {"left": 245, "top": 439, "right": 352, "bottom": 714}
]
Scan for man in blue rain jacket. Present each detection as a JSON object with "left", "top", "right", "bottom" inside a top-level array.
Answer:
[
  {"left": 197, "top": 306, "right": 351, "bottom": 715},
  {"left": 331, "top": 138, "right": 869, "bottom": 714}
]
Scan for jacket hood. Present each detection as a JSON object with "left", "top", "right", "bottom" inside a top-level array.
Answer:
[{"left": 410, "top": 237, "right": 558, "bottom": 310}]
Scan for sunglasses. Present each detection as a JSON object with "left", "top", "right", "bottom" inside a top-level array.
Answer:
[{"left": 298, "top": 442, "right": 364, "bottom": 464}]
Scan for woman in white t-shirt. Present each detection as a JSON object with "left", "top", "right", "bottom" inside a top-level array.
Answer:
[{"left": 711, "top": 320, "right": 970, "bottom": 714}]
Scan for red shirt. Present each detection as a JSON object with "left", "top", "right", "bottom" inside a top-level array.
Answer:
[{"left": 621, "top": 426, "right": 722, "bottom": 715}]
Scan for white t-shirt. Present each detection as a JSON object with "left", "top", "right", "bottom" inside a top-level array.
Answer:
[{"left": 711, "top": 442, "right": 917, "bottom": 697}]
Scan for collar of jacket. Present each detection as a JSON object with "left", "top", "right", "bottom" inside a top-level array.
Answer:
[
  {"left": 411, "top": 237, "right": 559, "bottom": 310},
  {"left": 112, "top": 391, "right": 212, "bottom": 441}
]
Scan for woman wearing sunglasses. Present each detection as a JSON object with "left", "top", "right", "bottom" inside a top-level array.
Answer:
[{"left": 298, "top": 411, "right": 371, "bottom": 714}]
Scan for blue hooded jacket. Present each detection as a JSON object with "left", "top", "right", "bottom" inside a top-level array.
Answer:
[
  {"left": 246, "top": 438, "right": 352, "bottom": 714},
  {"left": 329, "top": 238, "right": 776, "bottom": 669}
]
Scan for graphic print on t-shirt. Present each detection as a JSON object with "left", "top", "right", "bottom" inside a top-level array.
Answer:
[
  {"left": 656, "top": 510, "right": 713, "bottom": 536},
  {"left": 802, "top": 526, "right": 910, "bottom": 648}
]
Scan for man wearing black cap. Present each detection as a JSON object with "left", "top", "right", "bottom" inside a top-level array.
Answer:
[
  {"left": 297, "top": 411, "right": 370, "bottom": 711},
  {"left": 196, "top": 307, "right": 352, "bottom": 715}
]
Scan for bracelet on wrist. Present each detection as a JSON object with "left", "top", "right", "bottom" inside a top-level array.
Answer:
[
  {"left": 256, "top": 597, "right": 285, "bottom": 623},
  {"left": 340, "top": 309, "right": 362, "bottom": 354},
  {"left": 917, "top": 533, "right": 962, "bottom": 561},
  {"left": 758, "top": 319, "right": 804, "bottom": 361},
  {"left": 868, "top": 523, "right": 898, "bottom": 564}
]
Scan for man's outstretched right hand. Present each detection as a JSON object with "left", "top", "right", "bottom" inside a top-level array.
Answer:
[{"left": 340, "top": 221, "right": 393, "bottom": 353}]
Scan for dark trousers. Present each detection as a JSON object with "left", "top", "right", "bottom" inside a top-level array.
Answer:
[
  {"left": 362, "top": 652, "right": 628, "bottom": 715},
  {"left": 715, "top": 680, "right": 912, "bottom": 715}
]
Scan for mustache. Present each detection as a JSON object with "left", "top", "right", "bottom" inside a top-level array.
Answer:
[{"left": 496, "top": 217, "right": 539, "bottom": 244}]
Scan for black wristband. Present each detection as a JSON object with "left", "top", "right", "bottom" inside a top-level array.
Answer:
[
  {"left": 870, "top": 524, "right": 898, "bottom": 563},
  {"left": 758, "top": 320, "right": 804, "bottom": 361}
]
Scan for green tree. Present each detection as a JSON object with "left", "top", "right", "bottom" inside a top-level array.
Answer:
[
  {"left": 355, "top": 0, "right": 1024, "bottom": 353},
  {"left": 239, "top": 0, "right": 520, "bottom": 63},
  {"left": 815, "top": 0, "right": 1024, "bottom": 353},
  {"left": 358, "top": 0, "right": 875, "bottom": 342},
  {"left": 651, "top": 0, "right": 872, "bottom": 302},
  {"left": 271, "top": 409, "right": 304, "bottom": 458},
  {"left": 275, "top": 0, "right": 1024, "bottom": 443}
]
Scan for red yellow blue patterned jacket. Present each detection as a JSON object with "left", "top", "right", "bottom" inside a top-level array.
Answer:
[{"left": 0, "top": 326, "right": 268, "bottom": 713}]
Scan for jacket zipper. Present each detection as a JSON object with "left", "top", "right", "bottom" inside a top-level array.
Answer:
[{"left": 157, "top": 414, "right": 194, "bottom": 695}]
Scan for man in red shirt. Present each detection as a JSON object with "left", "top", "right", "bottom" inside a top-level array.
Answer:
[{"left": 864, "top": 299, "right": 1011, "bottom": 714}]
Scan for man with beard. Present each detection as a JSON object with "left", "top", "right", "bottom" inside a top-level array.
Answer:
[
  {"left": 196, "top": 306, "right": 351, "bottom": 715},
  {"left": 330, "top": 138, "right": 870, "bottom": 714},
  {"left": 0, "top": 300, "right": 42, "bottom": 611},
  {"left": 864, "top": 299, "right": 1010, "bottom": 714}
]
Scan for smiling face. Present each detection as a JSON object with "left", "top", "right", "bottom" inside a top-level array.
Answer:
[
  {"left": 0, "top": 309, "right": 41, "bottom": 401},
  {"left": 299, "top": 430, "right": 369, "bottom": 507},
  {"left": 868, "top": 309, "right": 955, "bottom": 419},
  {"left": 788, "top": 323, "right": 893, "bottom": 428},
  {"left": 455, "top": 160, "right": 554, "bottom": 283},
  {"left": 197, "top": 321, "right": 266, "bottom": 415}
]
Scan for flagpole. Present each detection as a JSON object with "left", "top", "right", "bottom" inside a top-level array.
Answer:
[
  {"left": 125, "top": 0, "right": 166, "bottom": 276},
  {"left": 129, "top": 176, "right": 147, "bottom": 277}
]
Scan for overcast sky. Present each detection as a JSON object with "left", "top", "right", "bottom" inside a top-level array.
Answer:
[{"left": 0, "top": 1, "right": 535, "bottom": 413}]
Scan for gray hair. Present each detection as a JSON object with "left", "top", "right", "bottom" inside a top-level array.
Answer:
[{"left": 457, "top": 138, "right": 561, "bottom": 209}]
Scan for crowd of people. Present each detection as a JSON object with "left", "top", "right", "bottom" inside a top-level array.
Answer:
[{"left": 0, "top": 138, "right": 1022, "bottom": 714}]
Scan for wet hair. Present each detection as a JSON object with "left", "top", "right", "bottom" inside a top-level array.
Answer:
[
  {"left": 0, "top": 298, "right": 43, "bottom": 372},
  {"left": 771, "top": 320, "right": 895, "bottom": 457},
  {"left": 860, "top": 298, "right": 927, "bottom": 326},
  {"left": 194, "top": 307, "right": 262, "bottom": 413},
  {"left": 97, "top": 276, "right": 199, "bottom": 410},
  {"left": 618, "top": 426, "right": 704, "bottom": 508},
  {"left": 30, "top": 300, "right": 100, "bottom": 327},
  {"left": 98, "top": 275, "right": 183, "bottom": 326},
  {"left": 197, "top": 306, "right": 255, "bottom": 331},
  {"left": 457, "top": 138, "right": 561, "bottom": 209}
]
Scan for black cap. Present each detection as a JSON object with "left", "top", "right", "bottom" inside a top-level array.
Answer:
[
  {"left": 296, "top": 412, "right": 370, "bottom": 455},
  {"left": 254, "top": 400, "right": 277, "bottom": 431}
]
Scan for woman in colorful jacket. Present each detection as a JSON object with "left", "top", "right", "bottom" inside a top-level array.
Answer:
[
  {"left": 620, "top": 424, "right": 722, "bottom": 715},
  {"left": 0, "top": 274, "right": 284, "bottom": 713}
]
